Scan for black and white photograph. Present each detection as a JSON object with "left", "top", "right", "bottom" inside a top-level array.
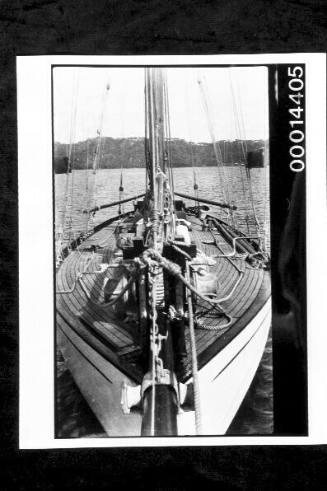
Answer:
[
  {"left": 54, "top": 65, "right": 271, "bottom": 437},
  {"left": 17, "top": 54, "right": 326, "bottom": 448}
]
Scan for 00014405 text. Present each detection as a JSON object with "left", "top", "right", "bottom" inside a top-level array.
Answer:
[{"left": 287, "top": 66, "right": 305, "bottom": 173}]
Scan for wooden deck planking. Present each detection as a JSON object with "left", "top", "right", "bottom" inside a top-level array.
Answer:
[
  {"left": 57, "top": 249, "right": 138, "bottom": 350},
  {"left": 57, "top": 214, "right": 270, "bottom": 382},
  {"left": 224, "top": 268, "right": 263, "bottom": 317}
]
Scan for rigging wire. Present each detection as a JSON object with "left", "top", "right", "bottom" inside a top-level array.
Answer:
[
  {"left": 56, "top": 69, "right": 80, "bottom": 264},
  {"left": 118, "top": 162, "right": 124, "bottom": 215},
  {"left": 235, "top": 73, "right": 260, "bottom": 233},
  {"left": 262, "top": 94, "right": 270, "bottom": 253},
  {"left": 184, "top": 72, "right": 199, "bottom": 208},
  {"left": 67, "top": 71, "right": 80, "bottom": 246},
  {"left": 166, "top": 71, "right": 179, "bottom": 242},
  {"left": 264, "top": 157, "right": 270, "bottom": 252},
  {"left": 118, "top": 93, "right": 126, "bottom": 215},
  {"left": 197, "top": 72, "right": 235, "bottom": 227},
  {"left": 229, "top": 69, "right": 260, "bottom": 236},
  {"left": 227, "top": 72, "right": 249, "bottom": 233},
  {"left": 83, "top": 137, "right": 92, "bottom": 234},
  {"left": 163, "top": 71, "right": 175, "bottom": 197},
  {"left": 84, "top": 81, "right": 111, "bottom": 233}
]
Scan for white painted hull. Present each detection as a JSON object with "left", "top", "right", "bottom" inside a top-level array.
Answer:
[
  {"left": 178, "top": 297, "right": 271, "bottom": 435},
  {"left": 58, "top": 297, "right": 271, "bottom": 437}
]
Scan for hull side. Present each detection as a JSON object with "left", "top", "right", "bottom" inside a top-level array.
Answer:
[
  {"left": 57, "top": 322, "right": 142, "bottom": 437},
  {"left": 58, "top": 298, "right": 271, "bottom": 437},
  {"left": 177, "top": 298, "right": 271, "bottom": 435}
]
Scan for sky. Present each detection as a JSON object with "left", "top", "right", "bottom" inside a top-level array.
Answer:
[{"left": 53, "top": 66, "right": 268, "bottom": 144}]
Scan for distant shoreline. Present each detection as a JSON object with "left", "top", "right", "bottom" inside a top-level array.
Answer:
[{"left": 54, "top": 136, "right": 267, "bottom": 173}]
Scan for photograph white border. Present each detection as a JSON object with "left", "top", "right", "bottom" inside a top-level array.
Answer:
[{"left": 18, "top": 53, "right": 327, "bottom": 449}]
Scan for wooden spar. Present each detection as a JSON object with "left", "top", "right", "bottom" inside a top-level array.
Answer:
[
  {"left": 140, "top": 67, "right": 179, "bottom": 436},
  {"left": 141, "top": 385, "right": 178, "bottom": 436},
  {"left": 84, "top": 193, "right": 145, "bottom": 214},
  {"left": 84, "top": 192, "right": 236, "bottom": 215},
  {"left": 141, "top": 314, "right": 178, "bottom": 436},
  {"left": 83, "top": 191, "right": 236, "bottom": 215},
  {"left": 174, "top": 191, "right": 237, "bottom": 210}
]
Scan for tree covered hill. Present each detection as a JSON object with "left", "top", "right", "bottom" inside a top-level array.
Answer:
[{"left": 54, "top": 137, "right": 266, "bottom": 173}]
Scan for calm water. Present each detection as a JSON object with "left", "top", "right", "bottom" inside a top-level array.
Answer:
[{"left": 56, "top": 166, "right": 273, "bottom": 437}]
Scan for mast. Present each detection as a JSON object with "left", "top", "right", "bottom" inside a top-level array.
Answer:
[
  {"left": 122, "top": 69, "right": 196, "bottom": 435},
  {"left": 141, "top": 68, "right": 179, "bottom": 436},
  {"left": 144, "top": 68, "right": 174, "bottom": 247}
]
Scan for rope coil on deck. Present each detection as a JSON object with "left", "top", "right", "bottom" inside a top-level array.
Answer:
[
  {"left": 136, "top": 248, "right": 233, "bottom": 330},
  {"left": 57, "top": 246, "right": 233, "bottom": 329}
]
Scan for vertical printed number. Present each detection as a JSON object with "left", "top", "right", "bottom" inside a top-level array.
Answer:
[{"left": 288, "top": 66, "right": 305, "bottom": 172}]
